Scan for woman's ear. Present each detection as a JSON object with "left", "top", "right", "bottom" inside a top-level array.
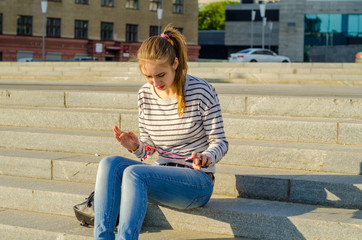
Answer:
[{"left": 173, "top": 57, "right": 179, "bottom": 70}]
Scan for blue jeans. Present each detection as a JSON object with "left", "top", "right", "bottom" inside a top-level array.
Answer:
[{"left": 94, "top": 156, "right": 214, "bottom": 240}]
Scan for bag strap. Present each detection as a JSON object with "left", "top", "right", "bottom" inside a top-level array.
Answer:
[{"left": 86, "top": 191, "right": 95, "bottom": 207}]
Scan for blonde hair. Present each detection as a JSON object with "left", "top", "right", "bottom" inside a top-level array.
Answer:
[{"left": 137, "top": 24, "right": 188, "bottom": 116}]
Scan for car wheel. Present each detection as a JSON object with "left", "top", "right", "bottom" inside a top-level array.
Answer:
[
  {"left": 282, "top": 60, "right": 289, "bottom": 63},
  {"left": 250, "top": 59, "right": 257, "bottom": 62}
]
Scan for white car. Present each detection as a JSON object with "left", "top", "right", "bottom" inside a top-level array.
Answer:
[{"left": 228, "top": 48, "right": 291, "bottom": 63}]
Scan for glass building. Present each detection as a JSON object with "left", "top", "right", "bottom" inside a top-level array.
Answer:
[
  {"left": 304, "top": 14, "right": 362, "bottom": 61},
  {"left": 224, "top": 0, "right": 362, "bottom": 62}
]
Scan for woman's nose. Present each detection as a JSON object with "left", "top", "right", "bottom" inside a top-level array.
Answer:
[{"left": 153, "top": 78, "right": 161, "bottom": 86}]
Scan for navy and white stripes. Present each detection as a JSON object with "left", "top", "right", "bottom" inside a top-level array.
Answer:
[{"left": 135, "top": 75, "right": 228, "bottom": 172}]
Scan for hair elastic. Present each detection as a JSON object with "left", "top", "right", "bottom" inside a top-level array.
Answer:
[{"left": 160, "top": 33, "right": 175, "bottom": 46}]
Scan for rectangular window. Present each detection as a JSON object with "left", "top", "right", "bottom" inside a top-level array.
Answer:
[
  {"left": 176, "top": 27, "right": 183, "bottom": 34},
  {"left": 348, "top": 14, "right": 362, "bottom": 37},
  {"left": 0, "top": 14, "right": 2, "bottom": 34},
  {"left": 226, "top": 9, "right": 279, "bottom": 22},
  {"left": 149, "top": 0, "right": 162, "bottom": 11},
  {"left": 173, "top": 0, "right": 184, "bottom": 14},
  {"left": 126, "top": 0, "right": 139, "bottom": 9},
  {"left": 74, "top": 20, "right": 88, "bottom": 39},
  {"left": 126, "top": 24, "right": 138, "bottom": 42},
  {"left": 47, "top": 18, "right": 61, "bottom": 37},
  {"left": 149, "top": 26, "right": 159, "bottom": 37},
  {"left": 101, "top": 22, "right": 114, "bottom": 41},
  {"left": 17, "top": 15, "right": 33, "bottom": 36},
  {"left": 101, "top": 0, "right": 114, "bottom": 7},
  {"left": 48, "top": 0, "right": 62, "bottom": 2},
  {"left": 75, "top": 0, "right": 89, "bottom": 4}
]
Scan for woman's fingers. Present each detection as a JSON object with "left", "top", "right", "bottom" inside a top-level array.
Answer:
[
  {"left": 113, "top": 125, "right": 122, "bottom": 135},
  {"left": 112, "top": 127, "right": 140, "bottom": 151},
  {"left": 112, "top": 126, "right": 122, "bottom": 143},
  {"left": 190, "top": 152, "right": 212, "bottom": 170}
]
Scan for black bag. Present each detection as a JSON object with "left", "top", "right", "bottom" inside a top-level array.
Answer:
[
  {"left": 73, "top": 191, "right": 95, "bottom": 227},
  {"left": 73, "top": 191, "right": 120, "bottom": 228}
]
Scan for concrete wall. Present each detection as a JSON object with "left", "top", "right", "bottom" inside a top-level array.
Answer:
[
  {"left": 278, "top": 0, "right": 306, "bottom": 62},
  {"left": 225, "top": 3, "right": 280, "bottom": 48},
  {"left": 305, "top": 0, "right": 362, "bottom": 13},
  {"left": 309, "top": 44, "right": 362, "bottom": 62}
]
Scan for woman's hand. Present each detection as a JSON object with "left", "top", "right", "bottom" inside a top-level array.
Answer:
[
  {"left": 189, "top": 152, "right": 212, "bottom": 170},
  {"left": 113, "top": 125, "right": 139, "bottom": 152}
]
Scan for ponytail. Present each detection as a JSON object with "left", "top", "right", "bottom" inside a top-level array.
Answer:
[{"left": 137, "top": 24, "right": 188, "bottom": 116}]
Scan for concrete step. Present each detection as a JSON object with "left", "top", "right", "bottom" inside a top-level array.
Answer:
[
  {"left": 3, "top": 62, "right": 362, "bottom": 72},
  {"left": 145, "top": 196, "right": 362, "bottom": 240},
  {"left": 1, "top": 106, "right": 361, "bottom": 146},
  {"left": 1, "top": 62, "right": 362, "bottom": 86},
  {"left": 145, "top": 197, "right": 362, "bottom": 240},
  {"left": 214, "top": 72, "right": 360, "bottom": 86},
  {"left": 215, "top": 165, "right": 362, "bottom": 209},
  {"left": 1, "top": 148, "right": 361, "bottom": 209},
  {"left": 4, "top": 62, "right": 362, "bottom": 74},
  {"left": 189, "top": 62, "right": 362, "bottom": 69},
  {"left": 0, "top": 148, "right": 101, "bottom": 183},
  {"left": 0, "top": 126, "right": 361, "bottom": 174},
  {"left": 0, "top": 85, "right": 139, "bottom": 109},
  {"left": 1, "top": 82, "right": 362, "bottom": 119},
  {"left": 0, "top": 208, "right": 247, "bottom": 240},
  {"left": 0, "top": 106, "right": 135, "bottom": 132},
  {"left": 1, "top": 73, "right": 361, "bottom": 85},
  {"left": 0, "top": 176, "right": 360, "bottom": 240},
  {"left": 0, "top": 126, "right": 129, "bottom": 157},
  {"left": 0, "top": 175, "right": 93, "bottom": 216},
  {"left": 225, "top": 138, "right": 362, "bottom": 175},
  {"left": 224, "top": 114, "right": 362, "bottom": 146}
]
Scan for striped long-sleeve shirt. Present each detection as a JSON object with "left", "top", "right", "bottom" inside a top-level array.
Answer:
[{"left": 134, "top": 74, "right": 228, "bottom": 173}]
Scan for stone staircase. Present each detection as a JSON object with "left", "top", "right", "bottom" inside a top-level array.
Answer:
[
  {"left": 0, "top": 62, "right": 361, "bottom": 240},
  {"left": 0, "top": 61, "right": 362, "bottom": 86}
]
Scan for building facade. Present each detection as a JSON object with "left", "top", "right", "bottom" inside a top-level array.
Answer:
[
  {"left": 0, "top": 0, "right": 199, "bottom": 61},
  {"left": 224, "top": 0, "right": 362, "bottom": 62}
]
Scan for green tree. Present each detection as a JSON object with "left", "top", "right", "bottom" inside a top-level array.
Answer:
[{"left": 198, "top": 1, "right": 239, "bottom": 30}]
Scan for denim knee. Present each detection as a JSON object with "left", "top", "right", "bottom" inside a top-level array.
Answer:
[
  {"left": 98, "top": 156, "right": 120, "bottom": 171},
  {"left": 122, "top": 165, "right": 145, "bottom": 182}
]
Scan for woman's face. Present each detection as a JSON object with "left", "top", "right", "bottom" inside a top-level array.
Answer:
[{"left": 140, "top": 59, "right": 179, "bottom": 97}]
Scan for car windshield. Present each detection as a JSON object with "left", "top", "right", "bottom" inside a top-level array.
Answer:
[{"left": 237, "top": 49, "right": 252, "bottom": 54}]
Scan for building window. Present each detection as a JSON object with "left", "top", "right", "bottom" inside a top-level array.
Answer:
[
  {"left": 47, "top": 18, "right": 61, "bottom": 37},
  {"left": 304, "top": 14, "right": 362, "bottom": 62},
  {"left": 348, "top": 14, "right": 362, "bottom": 37},
  {"left": 126, "top": 24, "right": 138, "bottom": 42},
  {"left": 305, "top": 14, "right": 362, "bottom": 46},
  {"left": 101, "top": 22, "right": 114, "bottom": 40},
  {"left": 48, "top": 0, "right": 62, "bottom": 2},
  {"left": 149, "top": 0, "right": 162, "bottom": 11},
  {"left": 0, "top": 14, "right": 2, "bottom": 34},
  {"left": 176, "top": 27, "right": 183, "bottom": 34},
  {"left": 17, "top": 16, "right": 33, "bottom": 36},
  {"left": 101, "top": 0, "right": 114, "bottom": 7},
  {"left": 149, "top": 26, "right": 159, "bottom": 37},
  {"left": 173, "top": 0, "right": 184, "bottom": 14},
  {"left": 74, "top": 20, "right": 88, "bottom": 39},
  {"left": 75, "top": 0, "right": 89, "bottom": 4},
  {"left": 126, "top": 0, "right": 139, "bottom": 9}
]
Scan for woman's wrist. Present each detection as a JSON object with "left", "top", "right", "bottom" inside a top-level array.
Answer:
[{"left": 128, "top": 144, "right": 140, "bottom": 153}]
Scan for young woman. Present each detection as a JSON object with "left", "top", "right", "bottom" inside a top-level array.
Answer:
[{"left": 94, "top": 25, "right": 229, "bottom": 240}]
